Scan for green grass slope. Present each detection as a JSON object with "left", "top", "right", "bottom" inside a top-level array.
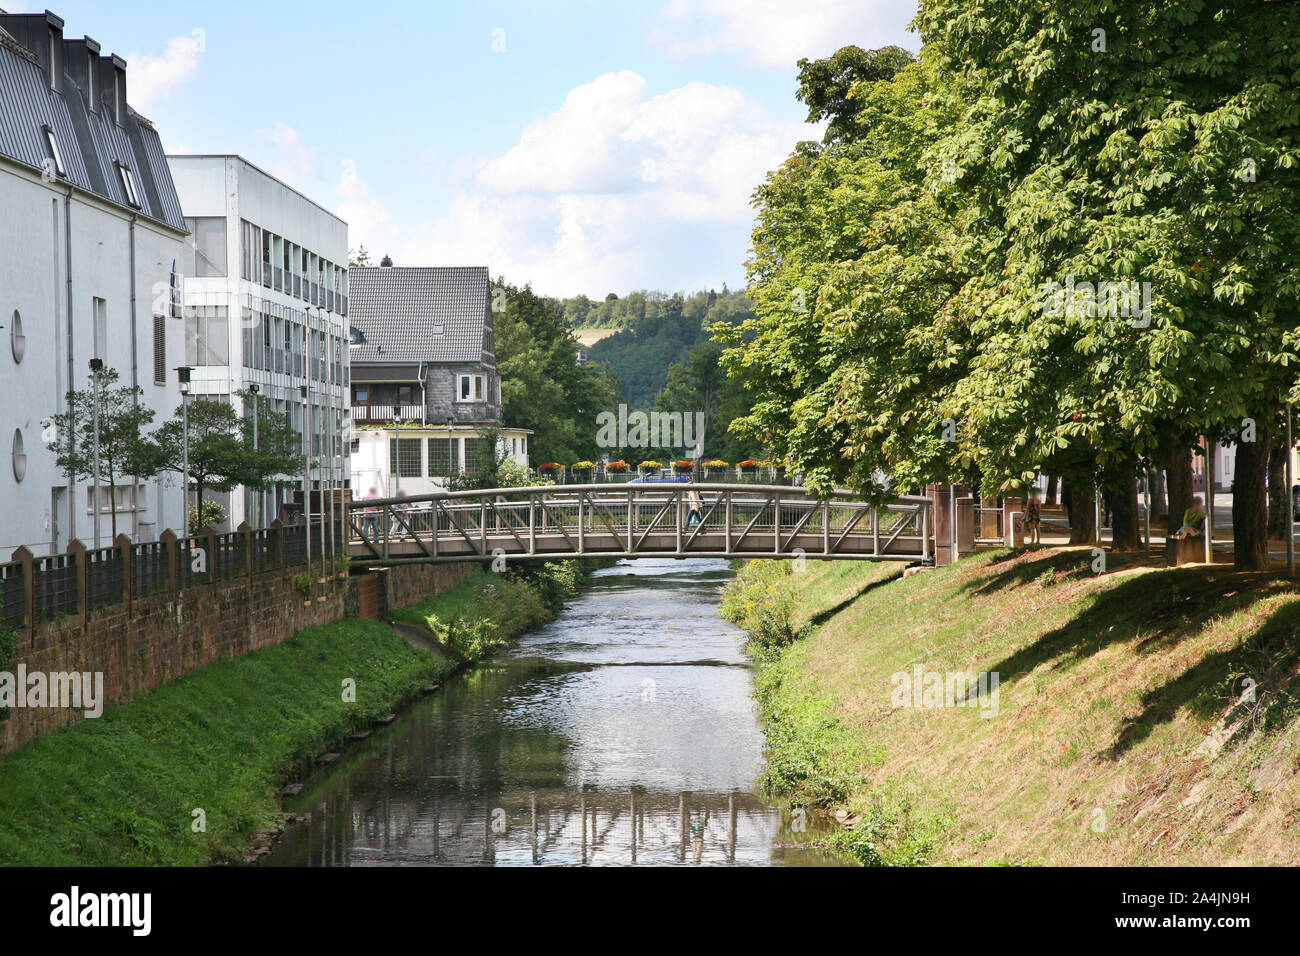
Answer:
[{"left": 727, "top": 549, "right": 1300, "bottom": 865}]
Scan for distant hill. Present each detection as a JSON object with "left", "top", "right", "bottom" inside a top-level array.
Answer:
[{"left": 571, "top": 288, "right": 754, "bottom": 406}]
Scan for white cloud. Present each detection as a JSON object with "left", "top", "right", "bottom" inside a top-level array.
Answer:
[
  {"left": 647, "top": 0, "right": 918, "bottom": 70},
  {"left": 341, "top": 70, "right": 809, "bottom": 295},
  {"left": 255, "top": 121, "right": 320, "bottom": 189},
  {"left": 126, "top": 31, "right": 205, "bottom": 113}
]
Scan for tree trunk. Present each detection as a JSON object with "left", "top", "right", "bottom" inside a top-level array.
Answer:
[
  {"left": 1158, "top": 434, "right": 1193, "bottom": 537},
  {"left": 1110, "top": 477, "right": 1140, "bottom": 550},
  {"left": 1234, "top": 425, "right": 1272, "bottom": 570},
  {"left": 1045, "top": 475, "right": 1058, "bottom": 505},
  {"left": 1068, "top": 486, "right": 1096, "bottom": 544},
  {"left": 1267, "top": 441, "right": 1287, "bottom": 539},
  {"left": 1148, "top": 468, "right": 1166, "bottom": 520}
]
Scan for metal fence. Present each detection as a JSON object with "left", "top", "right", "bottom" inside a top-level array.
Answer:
[{"left": 0, "top": 518, "right": 335, "bottom": 633}]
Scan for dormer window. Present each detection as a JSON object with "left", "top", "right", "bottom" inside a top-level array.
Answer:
[
  {"left": 457, "top": 373, "right": 485, "bottom": 402},
  {"left": 116, "top": 162, "right": 140, "bottom": 207},
  {"left": 86, "top": 53, "right": 95, "bottom": 110},
  {"left": 47, "top": 33, "right": 57, "bottom": 89},
  {"left": 42, "top": 126, "right": 66, "bottom": 177}
]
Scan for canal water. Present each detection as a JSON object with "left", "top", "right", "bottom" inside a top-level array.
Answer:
[{"left": 264, "top": 558, "right": 851, "bottom": 866}]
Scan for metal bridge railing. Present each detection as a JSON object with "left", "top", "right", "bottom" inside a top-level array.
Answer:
[{"left": 346, "top": 484, "right": 933, "bottom": 564}]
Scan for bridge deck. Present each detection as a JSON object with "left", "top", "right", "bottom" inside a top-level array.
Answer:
[{"left": 341, "top": 483, "right": 933, "bottom": 565}]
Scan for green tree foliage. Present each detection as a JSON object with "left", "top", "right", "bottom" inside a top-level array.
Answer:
[
  {"left": 143, "top": 394, "right": 301, "bottom": 517},
  {"left": 795, "top": 44, "right": 916, "bottom": 144},
  {"left": 494, "top": 280, "right": 618, "bottom": 465},
  {"left": 655, "top": 340, "right": 763, "bottom": 462},
  {"left": 732, "top": 14, "right": 1300, "bottom": 569},
  {"left": 47, "top": 367, "right": 158, "bottom": 540},
  {"left": 584, "top": 288, "right": 753, "bottom": 407}
]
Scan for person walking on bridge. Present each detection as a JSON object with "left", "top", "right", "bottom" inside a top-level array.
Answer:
[
  {"left": 685, "top": 477, "right": 703, "bottom": 527},
  {"left": 361, "top": 487, "right": 380, "bottom": 543}
]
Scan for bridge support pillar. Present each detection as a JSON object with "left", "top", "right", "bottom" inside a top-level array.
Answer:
[
  {"left": 956, "top": 496, "right": 976, "bottom": 559},
  {"left": 1003, "top": 497, "right": 1024, "bottom": 548},
  {"left": 928, "top": 484, "right": 969, "bottom": 566}
]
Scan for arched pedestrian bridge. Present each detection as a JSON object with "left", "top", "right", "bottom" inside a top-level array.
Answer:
[{"left": 345, "top": 484, "right": 933, "bottom": 564}]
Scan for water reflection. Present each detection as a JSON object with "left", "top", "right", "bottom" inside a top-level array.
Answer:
[{"left": 265, "top": 558, "right": 851, "bottom": 866}]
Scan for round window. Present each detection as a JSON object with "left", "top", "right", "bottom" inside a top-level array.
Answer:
[
  {"left": 10, "top": 310, "right": 24, "bottom": 363},
  {"left": 12, "top": 428, "right": 26, "bottom": 482}
]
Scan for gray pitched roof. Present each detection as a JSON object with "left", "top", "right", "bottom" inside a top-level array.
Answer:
[
  {"left": 348, "top": 266, "right": 493, "bottom": 365},
  {"left": 0, "top": 14, "right": 186, "bottom": 232}
]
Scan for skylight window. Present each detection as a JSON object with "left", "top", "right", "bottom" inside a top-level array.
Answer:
[
  {"left": 117, "top": 162, "right": 140, "bottom": 207},
  {"left": 42, "top": 126, "right": 66, "bottom": 178}
]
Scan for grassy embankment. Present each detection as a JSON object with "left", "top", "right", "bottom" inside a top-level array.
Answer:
[
  {"left": 722, "top": 551, "right": 1300, "bottom": 865},
  {"left": 0, "top": 562, "right": 582, "bottom": 865}
]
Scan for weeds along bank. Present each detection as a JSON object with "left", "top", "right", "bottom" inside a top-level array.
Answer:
[
  {"left": 0, "top": 560, "right": 590, "bottom": 865},
  {"left": 722, "top": 552, "right": 1300, "bottom": 866}
]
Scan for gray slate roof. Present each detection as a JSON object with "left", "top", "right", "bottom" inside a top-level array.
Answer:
[
  {"left": 348, "top": 266, "right": 493, "bottom": 365},
  {"left": 0, "top": 13, "right": 186, "bottom": 232}
]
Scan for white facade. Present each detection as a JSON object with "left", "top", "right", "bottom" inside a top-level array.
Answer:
[
  {"left": 165, "top": 155, "right": 350, "bottom": 530},
  {"left": 0, "top": 146, "right": 187, "bottom": 559},
  {"left": 352, "top": 425, "right": 530, "bottom": 498}
]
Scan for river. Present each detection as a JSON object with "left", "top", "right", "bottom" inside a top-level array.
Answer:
[{"left": 264, "top": 557, "right": 851, "bottom": 866}]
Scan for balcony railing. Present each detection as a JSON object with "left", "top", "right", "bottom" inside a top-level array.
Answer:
[{"left": 352, "top": 403, "right": 425, "bottom": 424}]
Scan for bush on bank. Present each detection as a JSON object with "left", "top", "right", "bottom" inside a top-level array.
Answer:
[{"left": 392, "top": 561, "right": 584, "bottom": 658}]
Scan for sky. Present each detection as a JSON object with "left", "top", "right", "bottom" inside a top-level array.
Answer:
[{"left": 11, "top": 0, "right": 920, "bottom": 298}]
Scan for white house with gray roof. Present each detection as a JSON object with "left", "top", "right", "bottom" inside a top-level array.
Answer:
[
  {"left": 0, "top": 8, "right": 189, "bottom": 557},
  {"left": 347, "top": 264, "right": 529, "bottom": 495}
]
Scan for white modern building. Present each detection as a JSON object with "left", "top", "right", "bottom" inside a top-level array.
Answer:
[
  {"left": 0, "top": 9, "right": 190, "bottom": 558},
  {"left": 165, "top": 155, "right": 350, "bottom": 530}
]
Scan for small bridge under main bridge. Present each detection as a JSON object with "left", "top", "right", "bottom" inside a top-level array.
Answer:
[{"left": 344, "top": 483, "right": 934, "bottom": 565}]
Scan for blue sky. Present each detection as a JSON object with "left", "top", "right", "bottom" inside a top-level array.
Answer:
[{"left": 19, "top": 0, "right": 920, "bottom": 297}]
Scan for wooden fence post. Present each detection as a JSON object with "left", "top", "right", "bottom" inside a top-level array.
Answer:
[
  {"left": 160, "top": 529, "right": 179, "bottom": 594},
  {"left": 201, "top": 524, "right": 219, "bottom": 590},
  {"left": 270, "top": 519, "right": 286, "bottom": 577},
  {"left": 116, "top": 533, "right": 134, "bottom": 617},
  {"left": 68, "top": 539, "right": 88, "bottom": 632},
  {"left": 12, "top": 545, "right": 35, "bottom": 638},
  {"left": 238, "top": 521, "right": 254, "bottom": 586}
]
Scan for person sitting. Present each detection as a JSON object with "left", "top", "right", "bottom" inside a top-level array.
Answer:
[{"left": 1172, "top": 496, "right": 1206, "bottom": 538}]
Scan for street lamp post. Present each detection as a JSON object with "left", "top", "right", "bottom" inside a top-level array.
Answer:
[
  {"left": 393, "top": 405, "right": 403, "bottom": 497},
  {"left": 446, "top": 416, "right": 454, "bottom": 485},
  {"left": 300, "top": 383, "right": 311, "bottom": 586},
  {"left": 89, "top": 358, "right": 103, "bottom": 548},
  {"left": 248, "top": 383, "right": 260, "bottom": 529},
  {"left": 176, "top": 366, "right": 192, "bottom": 534}
]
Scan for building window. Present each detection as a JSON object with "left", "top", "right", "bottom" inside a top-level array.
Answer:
[
  {"left": 457, "top": 373, "right": 484, "bottom": 402},
  {"left": 93, "top": 298, "right": 107, "bottom": 360},
  {"left": 389, "top": 438, "right": 422, "bottom": 478},
  {"left": 185, "top": 306, "right": 229, "bottom": 366},
  {"left": 10, "top": 310, "right": 25, "bottom": 363},
  {"left": 463, "top": 438, "right": 491, "bottom": 477},
  {"left": 153, "top": 313, "right": 166, "bottom": 384},
  {"left": 42, "top": 126, "right": 66, "bottom": 178},
  {"left": 116, "top": 163, "right": 140, "bottom": 207},
  {"left": 88, "top": 485, "right": 138, "bottom": 514},
  {"left": 185, "top": 217, "right": 227, "bottom": 277},
  {"left": 427, "top": 437, "right": 459, "bottom": 477},
  {"left": 12, "top": 429, "right": 26, "bottom": 482},
  {"left": 86, "top": 52, "right": 95, "bottom": 110}
]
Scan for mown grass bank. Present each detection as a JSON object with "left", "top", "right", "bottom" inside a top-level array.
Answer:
[
  {"left": 0, "top": 561, "right": 588, "bottom": 866},
  {"left": 723, "top": 550, "right": 1300, "bottom": 865}
]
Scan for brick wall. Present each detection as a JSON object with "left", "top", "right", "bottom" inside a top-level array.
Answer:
[{"left": 1, "top": 561, "right": 478, "bottom": 755}]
